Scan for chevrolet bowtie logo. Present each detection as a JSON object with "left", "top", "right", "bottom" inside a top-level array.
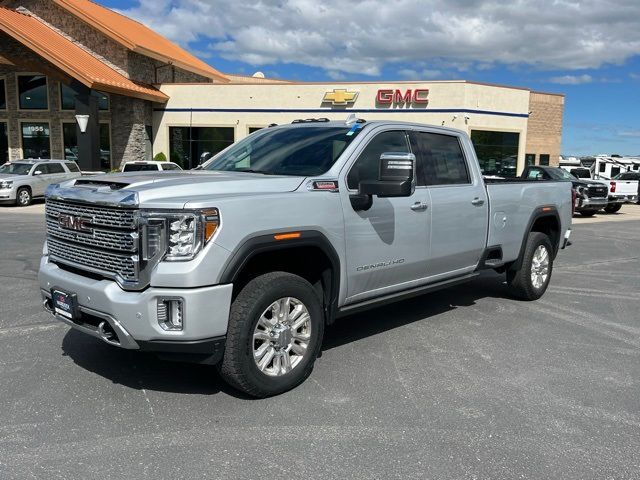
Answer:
[{"left": 322, "top": 89, "right": 359, "bottom": 106}]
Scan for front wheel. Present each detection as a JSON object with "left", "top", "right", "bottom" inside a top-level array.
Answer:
[
  {"left": 604, "top": 204, "right": 622, "bottom": 213},
  {"left": 507, "top": 232, "right": 554, "bottom": 301},
  {"left": 16, "top": 187, "right": 32, "bottom": 207},
  {"left": 219, "top": 272, "right": 324, "bottom": 398}
]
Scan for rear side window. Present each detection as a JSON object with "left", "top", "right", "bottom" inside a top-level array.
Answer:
[
  {"left": 526, "top": 168, "right": 544, "bottom": 180},
  {"left": 66, "top": 162, "right": 80, "bottom": 172},
  {"left": 123, "top": 163, "right": 158, "bottom": 172},
  {"left": 347, "top": 130, "right": 410, "bottom": 190},
  {"left": 47, "top": 163, "right": 65, "bottom": 174},
  {"left": 412, "top": 132, "right": 470, "bottom": 185},
  {"left": 162, "top": 163, "right": 180, "bottom": 171}
]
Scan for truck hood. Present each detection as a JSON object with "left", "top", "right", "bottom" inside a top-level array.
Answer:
[{"left": 46, "top": 171, "right": 307, "bottom": 208}]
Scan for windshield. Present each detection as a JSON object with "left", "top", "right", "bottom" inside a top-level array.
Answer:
[
  {"left": 547, "top": 168, "right": 576, "bottom": 181},
  {"left": 203, "top": 125, "right": 362, "bottom": 176},
  {"left": 0, "top": 163, "right": 32, "bottom": 176}
]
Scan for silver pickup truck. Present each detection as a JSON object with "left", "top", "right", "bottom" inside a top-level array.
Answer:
[{"left": 39, "top": 119, "right": 572, "bottom": 397}]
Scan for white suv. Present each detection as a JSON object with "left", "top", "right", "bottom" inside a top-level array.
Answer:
[
  {"left": 0, "top": 159, "right": 82, "bottom": 207},
  {"left": 121, "top": 161, "right": 182, "bottom": 172}
]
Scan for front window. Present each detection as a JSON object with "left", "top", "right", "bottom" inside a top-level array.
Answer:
[
  {"left": 204, "top": 126, "right": 362, "bottom": 177},
  {"left": 63, "top": 122, "right": 112, "bottom": 170},
  {"left": 18, "top": 75, "right": 48, "bottom": 110},
  {"left": 0, "top": 122, "right": 7, "bottom": 164},
  {"left": 21, "top": 122, "right": 50, "bottom": 158},
  {"left": 0, "top": 78, "right": 6, "bottom": 109},
  {"left": 0, "top": 162, "right": 32, "bottom": 175}
]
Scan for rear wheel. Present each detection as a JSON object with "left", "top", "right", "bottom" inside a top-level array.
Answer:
[
  {"left": 579, "top": 209, "right": 597, "bottom": 217},
  {"left": 219, "top": 272, "right": 324, "bottom": 398},
  {"left": 604, "top": 204, "right": 622, "bottom": 213},
  {"left": 16, "top": 187, "right": 32, "bottom": 207},
  {"left": 507, "top": 232, "right": 553, "bottom": 301}
]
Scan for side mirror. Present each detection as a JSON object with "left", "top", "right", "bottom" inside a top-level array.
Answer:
[
  {"left": 359, "top": 152, "right": 416, "bottom": 197},
  {"left": 33, "top": 170, "right": 43, "bottom": 176}
]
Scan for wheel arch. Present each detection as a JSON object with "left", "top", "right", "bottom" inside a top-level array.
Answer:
[
  {"left": 510, "top": 207, "right": 561, "bottom": 271},
  {"left": 219, "top": 230, "right": 341, "bottom": 325}
]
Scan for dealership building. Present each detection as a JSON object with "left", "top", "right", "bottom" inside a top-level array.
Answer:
[{"left": 0, "top": 0, "right": 565, "bottom": 177}]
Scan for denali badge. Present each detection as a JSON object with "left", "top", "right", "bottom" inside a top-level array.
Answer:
[
  {"left": 58, "top": 214, "right": 93, "bottom": 234},
  {"left": 356, "top": 259, "right": 405, "bottom": 272}
]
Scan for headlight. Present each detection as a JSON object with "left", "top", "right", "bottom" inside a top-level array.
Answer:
[
  {"left": 0, "top": 180, "right": 13, "bottom": 189},
  {"left": 141, "top": 209, "right": 219, "bottom": 262}
]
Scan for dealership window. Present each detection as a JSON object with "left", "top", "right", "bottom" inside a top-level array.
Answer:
[
  {"left": 0, "top": 78, "right": 6, "bottom": 109},
  {"left": 470, "top": 130, "right": 520, "bottom": 178},
  {"left": 1, "top": 122, "right": 7, "bottom": 164},
  {"left": 21, "top": 122, "right": 50, "bottom": 158},
  {"left": 169, "top": 126, "right": 234, "bottom": 169},
  {"left": 18, "top": 75, "right": 48, "bottom": 110},
  {"left": 525, "top": 154, "right": 535, "bottom": 166},
  {"left": 62, "top": 122, "right": 112, "bottom": 170},
  {"left": 248, "top": 127, "right": 264, "bottom": 134},
  {"left": 60, "top": 85, "right": 109, "bottom": 111},
  {"left": 539, "top": 154, "right": 550, "bottom": 166}
]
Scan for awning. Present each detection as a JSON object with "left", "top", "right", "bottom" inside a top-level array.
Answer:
[{"left": 0, "top": 7, "right": 169, "bottom": 103}]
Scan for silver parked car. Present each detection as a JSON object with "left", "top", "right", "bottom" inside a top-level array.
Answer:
[{"left": 0, "top": 159, "right": 82, "bottom": 206}]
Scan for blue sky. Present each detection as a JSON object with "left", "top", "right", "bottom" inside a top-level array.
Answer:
[{"left": 102, "top": 0, "right": 640, "bottom": 156}]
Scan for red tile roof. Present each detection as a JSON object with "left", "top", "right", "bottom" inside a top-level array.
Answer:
[
  {"left": 53, "top": 0, "right": 229, "bottom": 83},
  {"left": 0, "top": 7, "right": 169, "bottom": 102}
]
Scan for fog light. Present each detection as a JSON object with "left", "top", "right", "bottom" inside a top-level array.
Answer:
[{"left": 157, "top": 298, "right": 184, "bottom": 331}]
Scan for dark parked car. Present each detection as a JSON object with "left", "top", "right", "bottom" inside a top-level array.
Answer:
[{"left": 522, "top": 166, "right": 608, "bottom": 217}]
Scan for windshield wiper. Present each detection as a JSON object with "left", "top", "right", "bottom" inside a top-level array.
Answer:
[{"left": 232, "top": 168, "right": 277, "bottom": 175}]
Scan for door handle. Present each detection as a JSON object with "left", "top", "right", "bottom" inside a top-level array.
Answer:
[
  {"left": 471, "top": 198, "right": 485, "bottom": 206},
  {"left": 410, "top": 202, "right": 428, "bottom": 211}
]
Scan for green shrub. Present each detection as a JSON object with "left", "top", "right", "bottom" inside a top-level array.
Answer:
[{"left": 153, "top": 152, "right": 167, "bottom": 162}]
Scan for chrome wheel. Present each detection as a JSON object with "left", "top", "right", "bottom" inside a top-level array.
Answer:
[
  {"left": 18, "top": 190, "right": 30, "bottom": 206},
  {"left": 253, "top": 297, "right": 311, "bottom": 377},
  {"left": 531, "top": 245, "right": 550, "bottom": 289}
]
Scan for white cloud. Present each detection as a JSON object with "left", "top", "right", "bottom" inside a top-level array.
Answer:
[
  {"left": 618, "top": 130, "right": 640, "bottom": 137},
  {"left": 397, "top": 68, "right": 444, "bottom": 80},
  {"left": 548, "top": 74, "right": 593, "bottom": 85},
  {"left": 117, "top": 0, "right": 640, "bottom": 77}
]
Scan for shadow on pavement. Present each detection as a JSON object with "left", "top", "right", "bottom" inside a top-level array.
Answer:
[{"left": 61, "top": 271, "right": 512, "bottom": 397}]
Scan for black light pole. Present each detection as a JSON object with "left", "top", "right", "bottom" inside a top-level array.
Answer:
[{"left": 72, "top": 81, "right": 101, "bottom": 172}]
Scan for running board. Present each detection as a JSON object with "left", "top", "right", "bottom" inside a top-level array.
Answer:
[{"left": 337, "top": 273, "right": 479, "bottom": 318}]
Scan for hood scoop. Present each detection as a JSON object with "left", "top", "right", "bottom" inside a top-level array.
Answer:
[{"left": 74, "top": 179, "right": 129, "bottom": 190}]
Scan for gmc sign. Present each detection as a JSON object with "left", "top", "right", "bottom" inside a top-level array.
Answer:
[{"left": 376, "top": 89, "right": 429, "bottom": 106}]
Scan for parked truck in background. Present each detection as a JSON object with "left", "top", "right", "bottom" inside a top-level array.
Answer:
[{"left": 39, "top": 119, "right": 572, "bottom": 397}]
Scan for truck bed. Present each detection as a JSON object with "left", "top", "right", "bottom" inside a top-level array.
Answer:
[{"left": 484, "top": 179, "right": 573, "bottom": 262}]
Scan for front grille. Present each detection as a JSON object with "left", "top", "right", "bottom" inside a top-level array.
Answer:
[
  {"left": 48, "top": 238, "right": 137, "bottom": 282},
  {"left": 587, "top": 185, "right": 607, "bottom": 198},
  {"left": 45, "top": 199, "right": 139, "bottom": 284},
  {"left": 46, "top": 199, "right": 136, "bottom": 229}
]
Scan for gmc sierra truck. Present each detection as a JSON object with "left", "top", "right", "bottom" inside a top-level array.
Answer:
[{"left": 39, "top": 119, "right": 572, "bottom": 397}]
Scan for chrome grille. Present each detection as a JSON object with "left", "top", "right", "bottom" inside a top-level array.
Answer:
[
  {"left": 45, "top": 217, "right": 136, "bottom": 252},
  {"left": 45, "top": 198, "right": 139, "bottom": 284},
  {"left": 46, "top": 199, "right": 136, "bottom": 229},
  {"left": 47, "top": 238, "right": 137, "bottom": 281}
]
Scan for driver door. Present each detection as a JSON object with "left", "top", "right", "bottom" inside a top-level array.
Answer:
[
  {"left": 30, "top": 163, "right": 50, "bottom": 196},
  {"left": 340, "top": 129, "right": 431, "bottom": 304}
]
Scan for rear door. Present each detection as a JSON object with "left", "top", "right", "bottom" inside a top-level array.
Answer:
[
  {"left": 410, "top": 130, "right": 488, "bottom": 278},
  {"left": 44, "top": 162, "right": 69, "bottom": 188},
  {"left": 341, "top": 129, "right": 431, "bottom": 303}
]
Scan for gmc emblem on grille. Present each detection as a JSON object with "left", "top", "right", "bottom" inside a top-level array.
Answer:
[{"left": 58, "top": 214, "right": 93, "bottom": 234}]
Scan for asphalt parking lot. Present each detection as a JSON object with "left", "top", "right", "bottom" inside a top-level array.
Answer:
[{"left": 1, "top": 204, "right": 639, "bottom": 479}]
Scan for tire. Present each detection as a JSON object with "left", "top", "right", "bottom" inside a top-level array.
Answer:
[
  {"left": 579, "top": 209, "right": 597, "bottom": 217},
  {"left": 16, "top": 187, "right": 32, "bottom": 207},
  {"left": 219, "top": 272, "right": 324, "bottom": 398},
  {"left": 507, "top": 232, "right": 554, "bottom": 301},
  {"left": 604, "top": 204, "right": 622, "bottom": 214}
]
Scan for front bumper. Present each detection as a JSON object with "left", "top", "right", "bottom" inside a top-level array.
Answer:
[
  {"left": 0, "top": 186, "right": 17, "bottom": 202},
  {"left": 39, "top": 257, "right": 233, "bottom": 360},
  {"left": 577, "top": 197, "right": 607, "bottom": 210}
]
